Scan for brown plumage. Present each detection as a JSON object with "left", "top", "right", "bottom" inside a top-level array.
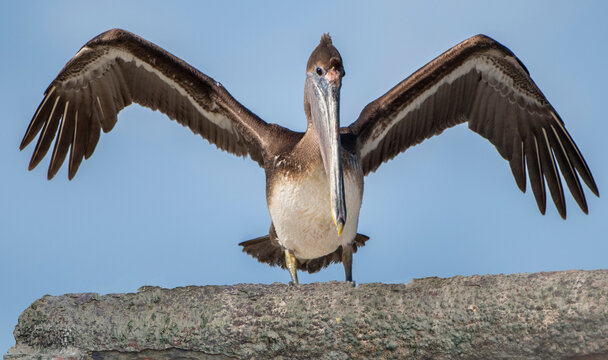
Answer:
[
  {"left": 347, "top": 35, "right": 598, "bottom": 218},
  {"left": 21, "top": 30, "right": 598, "bottom": 281},
  {"left": 20, "top": 29, "right": 297, "bottom": 179},
  {"left": 239, "top": 225, "right": 369, "bottom": 274}
]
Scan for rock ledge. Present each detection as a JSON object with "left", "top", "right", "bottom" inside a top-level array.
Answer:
[{"left": 5, "top": 270, "right": 608, "bottom": 359}]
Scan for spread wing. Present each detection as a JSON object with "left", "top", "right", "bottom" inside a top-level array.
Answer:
[
  {"left": 21, "top": 28, "right": 296, "bottom": 179},
  {"left": 348, "top": 34, "right": 598, "bottom": 218}
]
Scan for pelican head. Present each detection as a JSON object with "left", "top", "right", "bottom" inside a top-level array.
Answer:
[{"left": 304, "top": 34, "right": 346, "bottom": 235}]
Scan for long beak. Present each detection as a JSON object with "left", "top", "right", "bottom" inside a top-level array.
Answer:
[{"left": 306, "top": 69, "right": 346, "bottom": 235}]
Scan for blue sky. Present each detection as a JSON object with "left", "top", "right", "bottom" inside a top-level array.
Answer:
[{"left": 1, "top": 1, "right": 606, "bottom": 353}]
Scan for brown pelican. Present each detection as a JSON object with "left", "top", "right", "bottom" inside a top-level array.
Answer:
[{"left": 20, "top": 29, "right": 598, "bottom": 284}]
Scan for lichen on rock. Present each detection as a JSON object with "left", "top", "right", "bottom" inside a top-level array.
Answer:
[{"left": 5, "top": 270, "right": 608, "bottom": 359}]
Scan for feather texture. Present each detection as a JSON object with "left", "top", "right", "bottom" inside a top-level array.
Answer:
[
  {"left": 21, "top": 29, "right": 296, "bottom": 178},
  {"left": 348, "top": 35, "right": 598, "bottom": 218}
]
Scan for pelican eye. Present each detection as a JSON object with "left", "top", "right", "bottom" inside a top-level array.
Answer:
[{"left": 315, "top": 66, "right": 324, "bottom": 76}]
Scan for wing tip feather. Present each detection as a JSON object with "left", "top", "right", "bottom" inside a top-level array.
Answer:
[
  {"left": 557, "top": 206, "right": 567, "bottom": 220},
  {"left": 27, "top": 160, "right": 37, "bottom": 172},
  {"left": 47, "top": 169, "right": 56, "bottom": 181},
  {"left": 19, "top": 139, "right": 29, "bottom": 151},
  {"left": 588, "top": 181, "right": 600, "bottom": 198}
]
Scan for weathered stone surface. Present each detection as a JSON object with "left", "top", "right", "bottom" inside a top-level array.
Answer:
[{"left": 5, "top": 270, "right": 608, "bottom": 359}]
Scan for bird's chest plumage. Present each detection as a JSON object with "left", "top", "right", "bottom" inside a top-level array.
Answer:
[{"left": 267, "top": 155, "right": 363, "bottom": 260}]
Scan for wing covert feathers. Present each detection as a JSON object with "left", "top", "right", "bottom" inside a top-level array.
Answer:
[
  {"left": 21, "top": 29, "right": 294, "bottom": 179},
  {"left": 348, "top": 34, "right": 598, "bottom": 218}
]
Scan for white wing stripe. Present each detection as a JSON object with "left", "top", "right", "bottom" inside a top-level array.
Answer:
[
  {"left": 533, "top": 135, "right": 542, "bottom": 181},
  {"left": 57, "top": 101, "right": 70, "bottom": 143},
  {"left": 39, "top": 96, "right": 61, "bottom": 141},
  {"left": 63, "top": 48, "right": 234, "bottom": 133},
  {"left": 96, "top": 96, "right": 104, "bottom": 118},
  {"left": 551, "top": 111, "right": 585, "bottom": 163},
  {"left": 550, "top": 124, "right": 575, "bottom": 178},
  {"left": 32, "top": 87, "right": 56, "bottom": 123},
  {"left": 359, "top": 55, "right": 535, "bottom": 160},
  {"left": 542, "top": 128, "right": 562, "bottom": 190}
]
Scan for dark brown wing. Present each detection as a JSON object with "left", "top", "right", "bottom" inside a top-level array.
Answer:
[
  {"left": 21, "top": 28, "right": 295, "bottom": 179},
  {"left": 347, "top": 34, "right": 598, "bottom": 218}
]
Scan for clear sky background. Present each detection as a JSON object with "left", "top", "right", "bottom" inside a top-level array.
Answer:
[{"left": 1, "top": 1, "right": 606, "bottom": 353}]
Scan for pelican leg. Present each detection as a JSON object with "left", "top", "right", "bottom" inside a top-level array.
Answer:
[
  {"left": 284, "top": 249, "right": 299, "bottom": 285},
  {"left": 341, "top": 245, "right": 353, "bottom": 282}
]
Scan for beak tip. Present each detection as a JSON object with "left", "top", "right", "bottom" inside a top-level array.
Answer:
[
  {"left": 334, "top": 216, "right": 345, "bottom": 236},
  {"left": 337, "top": 222, "right": 344, "bottom": 236}
]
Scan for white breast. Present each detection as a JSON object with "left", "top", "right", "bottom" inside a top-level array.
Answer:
[{"left": 268, "top": 161, "right": 363, "bottom": 260}]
